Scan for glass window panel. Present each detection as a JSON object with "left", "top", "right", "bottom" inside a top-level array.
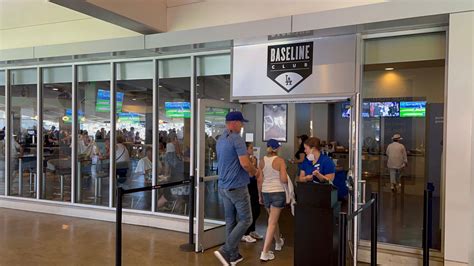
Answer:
[
  {"left": 361, "top": 33, "right": 445, "bottom": 250},
  {"left": 115, "top": 61, "right": 153, "bottom": 211},
  {"left": 159, "top": 58, "right": 191, "bottom": 79},
  {"left": 197, "top": 54, "right": 231, "bottom": 221},
  {"left": 10, "top": 69, "right": 37, "bottom": 198},
  {"left": 0, "top": 70, "right": 5, "bottom": 195},
  {"left": 156, "top": 58, "right": 191, "bottom": 215},
  {"left": 41, "top": 66, "right": 72, "bottom": 202},
  {"left": 76, "top": 64, "right": 111, "bottom": 206}
]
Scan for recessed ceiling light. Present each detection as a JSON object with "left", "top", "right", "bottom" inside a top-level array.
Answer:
[
  {"left": 158, "top": 85, "right": 163, "bottom": 87},
  {"left": 52, "top": 88, "right": 59, "bottom": 91},
  {"left": 385, "top": 67, "right": 394, "bottom": 71},
  {"left": 132, "top": 98, "right": 137, "bottom": 101},
  {"left": 196, "top": 84, "right": 200, "bottom": 87}
]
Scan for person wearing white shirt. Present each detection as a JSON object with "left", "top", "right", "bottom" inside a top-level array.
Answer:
[{"left": 386, "top": 133, "right": 408, "bottom": 192}]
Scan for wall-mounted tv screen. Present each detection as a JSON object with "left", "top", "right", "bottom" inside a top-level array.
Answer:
[
  {"left": 96, "top": 89, "right": 124, "bottom": 113},
  {"left": 165, "top": 102, "right": 191, "bottom": 118},
  {"left": 342, "top": 102, "right": 373, "bottom": 118},
  {"left": 400, "top": 101, "right": 426, "bottom": 117},
  {"left": 341, "top": 102, "right": 351, "bottom": 118},
  {"left": 369, "top": 102, "right": 399, "bottom": 117},
  {"left": 64, "top": 109, "right": 85, "bottom": 123},
  {"left": 118, "top": 112, "right": 142, "bottom": 125}
]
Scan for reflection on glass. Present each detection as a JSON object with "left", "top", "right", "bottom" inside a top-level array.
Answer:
[
  {"left": 197, "top": 55, "right": 231, "bottom": 221},
  {"left": 76, "top": 64, "right": 111, "bottom": 206},
  {"left": 115, "top": 61, "right": 153, "bottom": 211},
  {"left": 0, "top": 71, "right": 5, "bottom": 195},
  {"left": 10, "top": 69, "right": 37, "bottom": 198},
  {"left": 41, "top": 67, "right": 72, "bottom": 201},
  {"left": 203, "top": 107, "right": 229, "bottom": 221},
  {"left": 156, "top": 58, "right": 191, "bottom": 215},
  {"left": 361, "top": 33, "right": 445, "bottom": 249}
]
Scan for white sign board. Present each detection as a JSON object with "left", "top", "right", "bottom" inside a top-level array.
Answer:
[{"left": 232, "top": 34, "right": 357, "bottom": 101}]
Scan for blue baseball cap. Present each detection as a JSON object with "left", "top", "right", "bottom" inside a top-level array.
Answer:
[
  {"left": 267, "top": 139, "right": 281, "bottom": 150},
  {"left": 225, "top": 111, "right": 249, "bottom": 122}
]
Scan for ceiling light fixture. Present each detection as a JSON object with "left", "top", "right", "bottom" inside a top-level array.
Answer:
[
  {"left": 52, "top": 88, "right": 59, "bottom": 91},
  {"left": 132, "top": 98, "right": 137, "bottom": 101},
  {"left": 385, "top": 67, "right": 394, "bottom": 71}
]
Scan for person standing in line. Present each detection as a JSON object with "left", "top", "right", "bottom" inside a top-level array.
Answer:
[
  {"left": 386, "top": 134, "right": 408, "bottom": 192},
  {"left": 214, "top": 111, "right": 257, "bottom": 266},
  {"left": 241, "top": 142, "right": 263, "bottom": 243},
  {"left": 257, "top": 139, "right": 288, "bottom": 262}
]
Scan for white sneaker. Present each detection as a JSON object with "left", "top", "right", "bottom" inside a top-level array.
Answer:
[
  {"left": 241, "top": 235, "right": 257, "bottom": 243},
  {"left": 249, "top": 231, "right": 263, "bottom": 240},
  {"left": 275, "top": 237, "right": 284, "bottom": 251},
  {"left": 260, "top": 251, "right": 275, "bottom": 261}
]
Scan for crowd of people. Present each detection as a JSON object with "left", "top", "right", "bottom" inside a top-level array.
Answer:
[{"left": 213, "top": 111, "right": 409, "bottom": 265}]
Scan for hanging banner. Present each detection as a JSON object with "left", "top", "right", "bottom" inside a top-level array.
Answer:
[{"left": 232, "top": 34, "right": 357, "bottom": 101}]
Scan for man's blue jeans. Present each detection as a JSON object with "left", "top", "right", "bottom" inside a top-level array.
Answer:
[{"left": 218, "top": 186, "right": 252, "bottom": 261}]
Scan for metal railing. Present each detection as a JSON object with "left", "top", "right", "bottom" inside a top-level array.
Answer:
[
  {"left": 339, "top": 192, "right": 378, "bottom": 266},
  {"left": 115, "top": 178, "right": 194, "bottom": 266}
]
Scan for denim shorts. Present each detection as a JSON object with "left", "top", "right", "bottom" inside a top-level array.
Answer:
[{"left": 262, "top": 192, "right": 286, "bottom": 209}]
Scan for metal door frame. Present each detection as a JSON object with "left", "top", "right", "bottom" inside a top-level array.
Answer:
[{"left": 195, "top": 98, "right": 241, "bottom": 252}]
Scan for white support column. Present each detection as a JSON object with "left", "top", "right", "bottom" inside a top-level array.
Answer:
[{"left": 444, "top": 11, "right": 474, "bottom": 265}]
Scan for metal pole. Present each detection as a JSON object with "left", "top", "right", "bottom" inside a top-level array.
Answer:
[
  {"left": 188, "top": 176, "right": 195, "bottom": 245},
  {"left": 5, "top": 69, "right": 10, "bottom": 196},
  {"left": 116, "top": 187, "right": 123, "bottom": 266},
  {"left": 370, "top": 193, "right": 378, "bottom": 266},
  {"left": 339, "top": 212, "right": 347, "bottom": 266},
  {"left": 423, "top": 189, "right": 429, "bottom": 266},
  {"left": 37, "top": 67, "right": 43, "bottom": 199},
  {"left": 109, "top": 62, "right": 116, "bottom": 208}
]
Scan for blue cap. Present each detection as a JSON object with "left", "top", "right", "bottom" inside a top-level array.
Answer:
[
  {"left": 267, "top": 139, "right": 281, "bottom": 150},
  {"left": 225, "top": 111, "right": 249, "bottom": 122}
]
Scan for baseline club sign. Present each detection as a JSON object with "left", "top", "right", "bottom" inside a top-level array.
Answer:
[
  {"left": 267, "top": 42, "right": 313, "bottom": 93},
  {"left": 232, "top": 35, "right": 357, "bottom": 100}
]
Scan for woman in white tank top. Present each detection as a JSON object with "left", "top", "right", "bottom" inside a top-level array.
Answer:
[{"left": 257, "top": 139, "right": 288, "bottom": 262}]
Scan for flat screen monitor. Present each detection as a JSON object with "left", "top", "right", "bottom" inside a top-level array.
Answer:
[
  {"left": 96, "top": 89, "right": 124, "bottom": 113},
  {"left": 64, "top": 109, "right": 85, "bottom": 123},
  {"left": 341, "top": 102, "right": 351, "bottom": 118},
  {"left": 369, "top": 102, "right": 400, "bottom": 117},
  {"left": 117, "top": 112, "right": 142, "bottom": 125},
  {"left": 165, "top": 102, "right": 191, "bottom": 118},
  {"left": 400, "top": 101, "right": 426, "bottom": 117},
  {"left": 342, "top": 102, "right": 370, "bottom": 118}
]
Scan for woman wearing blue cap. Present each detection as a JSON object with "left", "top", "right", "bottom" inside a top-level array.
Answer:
[{"left": 257, "top": 139, "right": 288, "bottom": 262}]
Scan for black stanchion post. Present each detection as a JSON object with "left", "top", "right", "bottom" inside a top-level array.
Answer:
[
  {"left": 338, "top": 212, "right": 347, "bottom": 266},
  {"left": 423, "top": 189, "right": 429, "bottom": 266},
  {"left": 370, "top": 193, "right": 378, "bottom": 266},
  {"left": 180, "top": 176, "right": 195, "bottom": 252},
  {"left": 116, "top": 187, "right": 123, "bottom": 266}
]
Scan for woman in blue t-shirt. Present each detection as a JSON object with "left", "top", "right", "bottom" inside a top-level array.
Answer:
[{"left": 297, "top": 137, "right": 336, "bottom": 183}]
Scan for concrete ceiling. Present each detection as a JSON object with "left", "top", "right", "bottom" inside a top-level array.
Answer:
[{"left": 0, "top": 0, "right": 90, "bottom": 30}]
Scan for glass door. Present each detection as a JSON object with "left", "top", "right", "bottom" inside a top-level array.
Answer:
[
  {"left": 195, "top": 98, "right": 241, "bottom": 252},
  {"left": 346, "top": 94, "right": 362, "bottom": 265}
]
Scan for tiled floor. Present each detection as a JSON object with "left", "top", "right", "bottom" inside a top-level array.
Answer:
[{"left": 0, "top": 207, "right": 295, "bottom": 266}]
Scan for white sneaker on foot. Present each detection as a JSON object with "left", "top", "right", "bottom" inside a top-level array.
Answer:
[
  {"left": 241, "top": 235, "right": 257, "bottom": 243},
  {"left": 260, "top": 251, "right": 275, "bottom": 261},
  {"left": 275, "top": 237, "right": 284, "bottom": 251},
  {"left": 249, "top": 231, "right": 263, "bottom": 240}
]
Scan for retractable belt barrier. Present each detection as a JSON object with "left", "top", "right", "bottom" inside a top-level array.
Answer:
[
  {"left": 115, "top": 178, "right": 194, "bottom": 266},
  {"left": 339, "top": 192, "right": 378, "bottom": 266}
]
